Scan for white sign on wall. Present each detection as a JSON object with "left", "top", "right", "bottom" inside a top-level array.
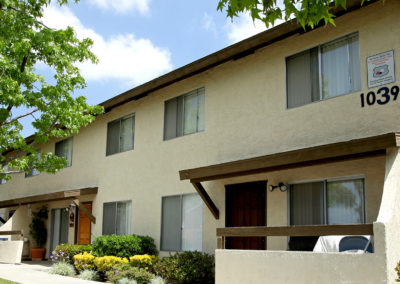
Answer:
[{"left": 367, "top": 50, "right": 395, "bottom": 88}]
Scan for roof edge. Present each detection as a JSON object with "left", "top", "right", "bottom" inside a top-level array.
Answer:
[{"left": 100, "top": 0, "right": 378, "bottom": 112}]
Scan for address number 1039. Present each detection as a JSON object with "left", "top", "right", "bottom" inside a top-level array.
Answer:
[{"left": 360, "top": 85, "right": 399, "bottom": 107}]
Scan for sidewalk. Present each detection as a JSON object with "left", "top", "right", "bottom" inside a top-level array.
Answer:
[{"left": 0, "top": 261, "right": 100, "bottom": 284}]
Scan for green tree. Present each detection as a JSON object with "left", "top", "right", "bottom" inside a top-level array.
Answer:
[
  {"left": 0, "top": 0, "right": 103, "bottom": 180},
  {"left": 217, "top": 0, "right": 381, "bottom": 29}
]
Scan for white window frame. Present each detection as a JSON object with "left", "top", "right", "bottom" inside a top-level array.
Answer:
[
  {"left": 163, "top": 87, "right": 205, "bottom": 140},
  {"left": 106, "top": 113, "right": 135, "bottom": 156},
  {"left": 55, "top": 137, "right": 73, "bottom": 167},
  {"left": 287, "top": 175, "right": 366, "bottom": 226},
  {"left": 160, "top": 193, "right": 203, "bottom": 252},
  {"left": 286, "top": 32, "right": 361, "bottom": 109},
  {"left": 102, "top": 200, "right": 132, "bottom": 235}
]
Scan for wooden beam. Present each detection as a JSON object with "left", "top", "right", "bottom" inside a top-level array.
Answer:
[
  {"left": 217, "top": 237, "right": 225, "bottom": 249},
  {"left": 180, "top": 133, "right": 398, "bottom": 182},
  {"left": 192, "top": 182, "right": 219, "bottom": 220},
  {"left": 0, "top": 187, "right": 98, "bottom": 209},
  {"left": 72, "top": 199, "right": 96, "bottom": 224},
  {"left": 216, "top": 224, "right": 374, "bottom": 237},
  {"left": 0, "top": 230, "right": 24, "bottom": 240}
]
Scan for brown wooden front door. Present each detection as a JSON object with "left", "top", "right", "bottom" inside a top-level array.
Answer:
[
  {"left": 225, "top": 181, "right": 266, "bottom": 250},
  {"left": 78, "top": 203, "right": 92, "bottom": 244}
]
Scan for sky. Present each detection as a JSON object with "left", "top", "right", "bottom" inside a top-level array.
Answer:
[{"left": 20, "top": 0, "right": 273, "bottom": 137}]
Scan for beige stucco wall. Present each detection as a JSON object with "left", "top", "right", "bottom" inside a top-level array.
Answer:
[
  {"left": 216, "top": 249, "right": 387, "bottom": 284},
  {"left": 0, "top": 241, "right": 24, "bottom": 264},
  {"left": 376, "top": 147, "right": 400, "bottom": 282},
  {"left": 0, "top": 0, "right": 398, "bottom": 260}
]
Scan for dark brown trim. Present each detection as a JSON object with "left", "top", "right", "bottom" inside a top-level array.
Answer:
[
  {"left": 0, "top": 187, "right": 98, "bottom": 209},
  {"left": 180, "top": 133, "right": 398, "bottom": 182},
  {"left": 0, "top": 230, "right": 24, "bottom": 240},
  {"left": 192, "top": 182, "right": 219, "bottom": 219},
  {"left": 100, "top": 0, "right": 378, "bottom": 112},
  {"left": 216, "top": 224, "right": 374, "bottom": 237}
]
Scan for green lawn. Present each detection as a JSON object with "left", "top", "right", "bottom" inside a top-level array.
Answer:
[{"left": 0, "top": 278, "right": 19, "bottom": 284}]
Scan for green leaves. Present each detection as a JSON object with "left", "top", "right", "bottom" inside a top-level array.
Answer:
[
  {"left": 217, "top": 0, "right": 381, "bottom": 29},
  {"left": 0, "top": 0, "right": 104, "bottom": 179}
]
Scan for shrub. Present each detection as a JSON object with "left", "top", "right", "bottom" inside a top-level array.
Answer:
[
  {"left": 29, "top": 205, "right": 48, "bottom": 248},
  {"left": 49, "top": 262, "right": 75, "bottom": 277},
  {"left": 137, "top": 235, "right": 158, "bottom": 256},
  {"left": 92, "top": 235, "right": 158, "bottom": 258},
  {"left": 154, "top": 251, "right": 214, "bottom": 284},
  {"left": 395, "top": 261, "right": 400, "bottom": 282},
  {"left": 150, "top": 276, "right": 166, "bottom": 284},
  {"left": 94, "top": 256, "right": 129, "bottom": 272},
  {"left": 106, "top": 264, "right": 154, "bottom": 284},
  {"left": 79, "top": 269, "right": 99, "bottom": 281},
  {"left": 51, "top": 244, "right": 93, "bottom": 264},
  {"left": 74, "top": 252, "right": 96, "bottom": 271},
  {"left": 129, "top": 254, "right": 158, "bottom": 272},
  {"left": 118, "top": 278, "right": 137, "bottom": 284}
]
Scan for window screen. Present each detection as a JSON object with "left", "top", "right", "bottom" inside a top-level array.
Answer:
[
  {"left": 161, "top": 195, "right": 181, "bottom": 251},
  {"left": 55, "top": 137, "right": 73, "bottom": 167},
  {"left": 290, "top": 182, "right": 324, "bottom": 225},
  {"left": 103, "top": 202, "right": 117, "bottom": 235}
]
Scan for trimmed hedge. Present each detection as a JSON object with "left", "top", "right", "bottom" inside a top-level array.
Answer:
[{"left": 92, "top": 235, "right": 158, "bottom": 258}]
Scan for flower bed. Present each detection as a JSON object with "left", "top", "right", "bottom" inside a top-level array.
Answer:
[{"left": 49, "top": 235, "right": 215, "bottom": 283}]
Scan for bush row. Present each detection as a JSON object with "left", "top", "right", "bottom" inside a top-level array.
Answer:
[
  {"left": 51, "top": 234, "right": 158, "bottom": 264},
  {"left": 51, "top": 235, "right": 214, "bottom": 283},
  {"left": 92, "top": 234, "right": 158, "bottom": 258}
]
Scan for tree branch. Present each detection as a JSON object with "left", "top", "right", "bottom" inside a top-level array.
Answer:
[
  {"left": 3, "top": 116, "right": 60, "bottom": 165},
  {"left": 1, "top": 108, "right": 39, "bottom": 126}
]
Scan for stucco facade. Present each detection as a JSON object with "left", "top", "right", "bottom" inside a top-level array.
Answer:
[{"left": 0, "top": 0, "right": 399, "bottom": 282}]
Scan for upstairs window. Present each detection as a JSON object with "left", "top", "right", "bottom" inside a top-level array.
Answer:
[
  {"left": 286, "top": 33, "right": 361, "bottom": 108},
  {"left": 164, "top": 87, "right": 205, "bottom": 140},
  {"left": 25, "top": 151, "right": 40, "bottom": 178},
  {"left": 55, "top": 137, "right": 73, "bottom": 167},
  {"left": 102, "top": 200, "right": 132, "bottom": 235},
  {"left": 106, "top": 114, "right": 135, "bottom": 156}
]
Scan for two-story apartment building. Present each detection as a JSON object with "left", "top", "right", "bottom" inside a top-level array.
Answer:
[{"left": 1, "top": 0, "right": 400, "bottom": 282}]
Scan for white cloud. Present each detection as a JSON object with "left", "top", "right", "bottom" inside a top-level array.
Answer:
[
  {"left": 225, "top": 14, "right": 267, "bottom": 44},
  {"left": 202, "top": 12, "right": 217, "bottom": 36},
  {"left": 225, "top": 0, "right": 287, "bottom": 44},
  {"left": 41, "top": 5, "right": 172, "bottom": 86},
  {"left": 88, "top": 0, "right": 150, "bottom": 14}
]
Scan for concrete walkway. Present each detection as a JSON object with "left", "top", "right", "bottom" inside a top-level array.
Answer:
[{"left": 0, "top": 261, "right": 100, "bottom": 284}]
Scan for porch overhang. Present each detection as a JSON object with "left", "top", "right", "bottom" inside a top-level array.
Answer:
[
  {"left": 0, "top": 187, "right": 98, "bottom": 209},
  {"left": 179, "top": 133, "right": 400, "bottom": 219}
]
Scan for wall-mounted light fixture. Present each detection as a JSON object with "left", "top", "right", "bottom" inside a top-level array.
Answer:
[{"left": 268, "top": 182, "right": 288, "bottom": 192}]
